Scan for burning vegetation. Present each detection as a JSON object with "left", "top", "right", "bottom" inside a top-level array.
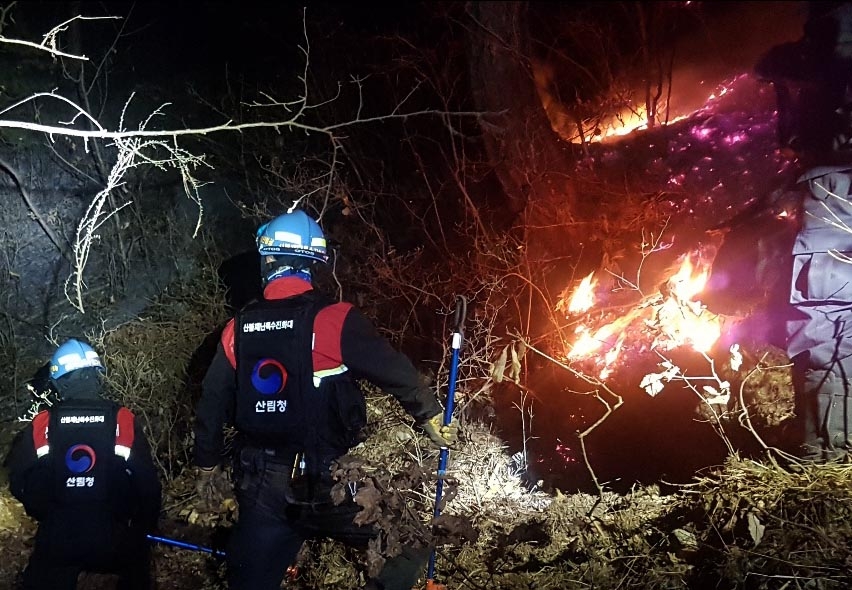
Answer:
[{"left": 560, "top": 250, "right": 722, "bottom": 379}]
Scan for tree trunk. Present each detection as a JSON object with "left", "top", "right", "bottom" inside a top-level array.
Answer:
[{"left": 465, "top": 1, "right": 576, "bottom": 223}]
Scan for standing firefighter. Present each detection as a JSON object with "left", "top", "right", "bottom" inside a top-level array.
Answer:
[
  {"left": 5, "top": 339, "right": 162, "bottom": 589},
  {"left": 192, "top": 209, "right": 458, "bottom": 590},
  {"left": 756, "top": 2, "right": 852, "bottom": 460}
]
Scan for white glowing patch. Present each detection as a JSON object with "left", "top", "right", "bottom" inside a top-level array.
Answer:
[
  {"left": 57, "top": 351, "right": 102, "bottom": 371},
  {"left": 311, "top": 237, "right": 327, "bottom": 248},
  {"left": 274, "top": 230, "right": 302, "bottom": 245}
]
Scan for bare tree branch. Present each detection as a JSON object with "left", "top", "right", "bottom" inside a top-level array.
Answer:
[
  {"left": 0, "top": 92, "right": 485, "bottom": 139},
  {"left": 0, "top": 15, "right": 120, "bottom": 60}
]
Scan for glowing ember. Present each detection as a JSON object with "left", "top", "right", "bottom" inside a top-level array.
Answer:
[
  {"left": 692, "top": 126, "right": 713, "bottom": 140},
  {"left": 723, "top": 132, "right": 748, "bottom": 145},
  {"left": 555, "top": 438, "right": 580, "bottom": 464}
]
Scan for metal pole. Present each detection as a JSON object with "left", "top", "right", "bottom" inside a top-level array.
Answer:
[
  {"left": 426, "top": 295, "right": 466, "bottom": 586},
  {"left": 147, "top": 534, "right": 226, "bottom": 557}
]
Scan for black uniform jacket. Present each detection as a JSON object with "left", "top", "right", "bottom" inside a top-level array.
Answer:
[
  {"left": 193, "top": 276, "right": 442, "bottom": 468},
  {"left": 5, "top": 397, "right": 162, "bottom": 534}
]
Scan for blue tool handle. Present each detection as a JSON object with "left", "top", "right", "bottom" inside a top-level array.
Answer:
[
  {"left": 442, "top": 294, "right": 466, "bottom": 428},
  {"left": 427, "top": 295, "right": 466, "bottom": 582},
  {"left": 147, "top": 534, "right": 226, "bottom": 557},
  {"left": 442, "top": 342, "right": 461, "bottom": 428}
]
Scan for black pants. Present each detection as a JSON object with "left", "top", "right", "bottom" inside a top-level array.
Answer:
[
  {"left": 228, "top": 446, "right": 428, "bottom": 590},
  {"left": 22, "top": 519, "right": 152, "bottom": 590}
]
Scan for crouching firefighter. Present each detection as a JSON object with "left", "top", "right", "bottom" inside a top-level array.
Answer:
[
  {"left": 4, "top": 339, "right": 162, "bottom": 590},
  {"left": 193, "top": 209, "right": 459, "bottom": 590}
]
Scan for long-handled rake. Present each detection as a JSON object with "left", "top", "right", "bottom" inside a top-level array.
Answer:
[{"left": 425, "top": 295, "right": 466, "bottom": 590}]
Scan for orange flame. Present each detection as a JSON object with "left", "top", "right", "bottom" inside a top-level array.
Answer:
[
  {"left": 656, "top": 253, "right": 720, "bottom": 353},
  {"left": 668, "top": 253, "right": 709, "bottom": 301},
  {"left": 569, "top": 315, "right": 631, "bottom": 359},
  {"left": 561, "top": 251, "right": 721, "bottom": 378},
  {"left": 567, "top": 272, "right": 596, "bottom": 314},
  {"left": 564, "top": 77, "right": 738, "bottom": 144}
]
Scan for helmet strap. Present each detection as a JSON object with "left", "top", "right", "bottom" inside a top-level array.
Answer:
[
  {"left": 265, "top": 265, "right": 312, "bottom": 285},
  {"left": 262, "top": 256, "right": 313, "bottom": 285}
]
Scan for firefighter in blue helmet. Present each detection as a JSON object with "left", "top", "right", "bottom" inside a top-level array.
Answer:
[
  {"left": 4, "top": 339, "right": 162, "bottom": 590},
  {"left": 756, "top": 2, "right": 852, "bottom": 460},
  {"left": 193, "top": 209, "right": 459, "bottom": 590}
]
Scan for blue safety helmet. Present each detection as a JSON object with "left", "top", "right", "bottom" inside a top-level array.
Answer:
[
  {"left": 49, "top": 339, "right": 105, "bottom": 381},
  {"left": 256, "top": 210, "right": 328, "bottom": 264}
]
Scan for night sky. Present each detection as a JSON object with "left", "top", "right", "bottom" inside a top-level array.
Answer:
[
  {"left": 7, "top": 2, "right": 425, "bottom": 83},
  {"left": 7, "top": 2, "right": 808, "bottom": 96}
]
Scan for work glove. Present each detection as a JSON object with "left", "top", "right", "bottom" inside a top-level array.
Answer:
[
  {"left": 421, "top": 412, "right": 459, "bottom": 448},
  {"left": 195, "top": 465, "right": 230, "bottom": 512}
]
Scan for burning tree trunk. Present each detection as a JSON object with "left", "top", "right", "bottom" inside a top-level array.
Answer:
[{"left": 465, "top": 1, "right": 577, "bottom": 222}]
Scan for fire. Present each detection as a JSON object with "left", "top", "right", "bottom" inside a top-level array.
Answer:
[
  {"left": 656, "top": 252, "right": 721, "bottom": 352},
  {"left": 577, "top": 108, "right": 690, "bottom": 143},
  {"left": 566, "top": 76, "right": 741, "bottom": 144},
  {"left": 560, "top": 251, "right": 721, "bottom": 378},
  {"left": 567, "top": 272, "right": 596, "bottom": 313},
  {"left": 600, "top": 331, "right": 627, "bottom": 380},
  {"left": 568, "top": 315, "right": 632, "bottom": 359},
  {"left": 668, "top": 253, "right": 708, "bottom": 301}
]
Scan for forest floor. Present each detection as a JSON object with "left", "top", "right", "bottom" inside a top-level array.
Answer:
[{"left": 3, "top": 406, "right": 852, "bottom": 589}]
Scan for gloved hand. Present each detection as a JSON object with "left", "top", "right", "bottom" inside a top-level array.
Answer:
[
  {"left": 421, "top": 412, "right": 459, "bottom": 448},
  {"left": 195, "top": 465, "right": 230, "bottom": 512}
]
